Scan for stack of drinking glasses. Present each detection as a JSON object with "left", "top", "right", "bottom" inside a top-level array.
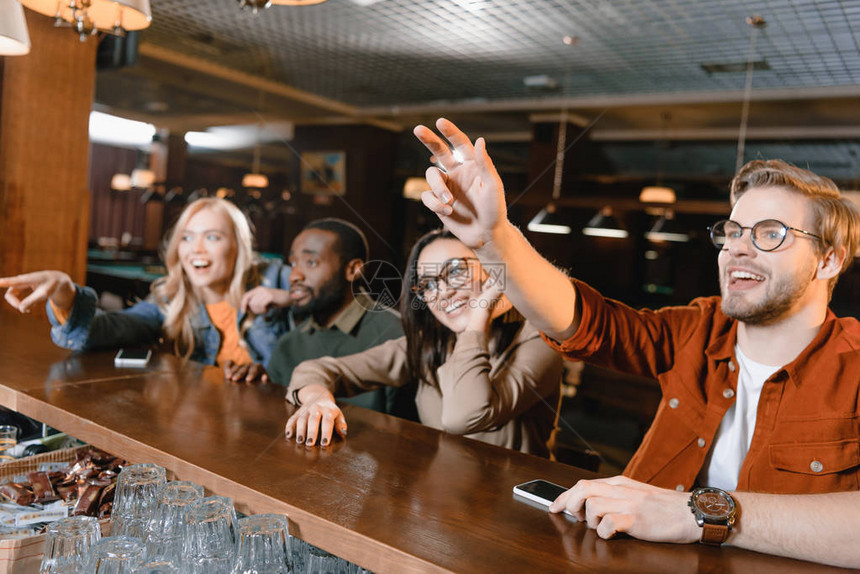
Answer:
[{"left": 40, "top": 462, "right": 373, "bottom": 573}]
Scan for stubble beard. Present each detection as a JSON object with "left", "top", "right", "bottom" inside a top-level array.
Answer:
[{"left": 720, "top": 261, "right": 816, "bottom": 326}]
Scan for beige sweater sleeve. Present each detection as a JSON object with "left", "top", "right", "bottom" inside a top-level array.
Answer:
[
  {"left": 434, "top": 323, "right": 563, "bottom": 435},
  {"left": 286, "top": 336, "right": 410, "bottom": 403}
]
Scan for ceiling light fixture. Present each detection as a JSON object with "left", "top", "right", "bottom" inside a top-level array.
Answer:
[
  {"left": 736, "top": 15, "right": 766, "bottom": 172},
  {"left": 20, "top": 0, "right": 152, "bottom": 40},
  {"left": 0, "top": 0, "right": 31, "bottom": 56},
  {"left": 529, "top": 37, "right": 576, "bottom": 236},
  {"left": 583, "top": 207, "right": 628, "bottom": 239},
  {"left": 644, "top": 209, "right": 690, "bottom": 243},
  {"left": 238, "top": 0, "right": 327, "bottom": 12},
  {"left": 402, "top": 177, "right": 429, "bottom": 201}
]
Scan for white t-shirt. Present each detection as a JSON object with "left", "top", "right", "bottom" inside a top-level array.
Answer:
[{"left": 698, "top": 345, "right": 781, "bottom": 491}]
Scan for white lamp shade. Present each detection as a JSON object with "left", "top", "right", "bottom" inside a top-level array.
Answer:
[
  {"left": 111, "top": 173, "right": 132, "bottom": 191},
  {"left": 242, "top": 173, "right": 269, "bottom": 188},
  {"left": 20, "top": 0, "right": 152, "bottom": 31},
  {"left": 270, "top": 0, "right": 328, "bottom": 5},
  {"left": 639, "top": 186, "right": 676, "bottom": 204},
  {"left": 130, "top": 168, "right": 156, "bottom": 188},
  {"left": 402, "top": 177, "right": 429, "bottom": 201},
  {"left": 0, "top": 0, "right": 31, "bottom": 56}
]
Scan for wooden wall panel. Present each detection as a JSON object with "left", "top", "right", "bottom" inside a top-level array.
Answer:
[{"left": 0, "top": 10, "right": 96, "bottom": 284}]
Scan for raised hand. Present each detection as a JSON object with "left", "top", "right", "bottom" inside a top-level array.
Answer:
[
  {"left": 223, "top": 360, "right": 270, "bottom": 384},
  {"left": 0, "top": 270, "right": 76, "bottom": 314},
  {"left": 284, "top": 384, "right": 347, "bottom": 447},
  {"left": 240, "top": 286, "right": 291, "bottom": 315},
  {"left": 413, "top": 118, "right": 507, "bottom": 249}
]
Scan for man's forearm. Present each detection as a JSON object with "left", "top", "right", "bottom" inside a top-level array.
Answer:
[
  {"left": 730, "top": 491, "right": 860, "bottom": 569},
  {"left": 476, "top": 221, "right": 578, "bottom": 338}
]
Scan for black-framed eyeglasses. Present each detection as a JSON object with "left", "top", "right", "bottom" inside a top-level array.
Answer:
[
  {"left": 708, "top": 219, "right": 823, "bottom": 252},
  {"left": 412, "top": 257, "right": 480, "bottom": 302}
]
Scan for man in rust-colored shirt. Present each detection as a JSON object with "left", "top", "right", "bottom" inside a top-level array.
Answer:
[{"left": 414, "top": 118, "right": 860, "bottom": 568}]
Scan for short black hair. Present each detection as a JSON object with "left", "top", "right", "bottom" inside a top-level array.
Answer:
[{"left": 302, "top": 218, "right": 369, "bottom": 264}]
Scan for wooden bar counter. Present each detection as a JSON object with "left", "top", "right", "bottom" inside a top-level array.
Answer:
[{"left": 0, "top": 309, "right": 841, "bottom": 573}]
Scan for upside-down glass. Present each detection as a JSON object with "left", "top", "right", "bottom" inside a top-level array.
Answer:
[
  {"left": 144, "top": 481, "right": 203, "bottom": 563},
  {"left": 132, "top": 560, "right": 178, "bottom": 573},
  {"left": 412, "top": 257, "right": 480, "bottom": 302},
  {"left": 231, "top": 514, "right": 290, "bottom": 574},
  {"left": 183, "top": 496, "right": 239, "bottom": 574},
  {"left": 40, "top": 515, "right": 102, "bottom": 574},
  {"left": 306, "top": 544, "right": 349, "bottom": 574},
  {"left": 0, "top": 424, "right": 17, "bottom": 461},
  {"left": 708, "top": 219, "right": 823, "bottom": 252},
  {"left": 112, "top": 464, "right": 167, "bottom": 540},
  {"left": 86, "top": 536, "right": 146, "bottom": 574}
]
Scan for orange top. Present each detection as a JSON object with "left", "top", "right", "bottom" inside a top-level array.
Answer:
[
  {"left": 206, "top": 300, "right": 253, "bottom": 366},
  {"left": 542, "top": 278, "right": 860, "bottom": 495}
]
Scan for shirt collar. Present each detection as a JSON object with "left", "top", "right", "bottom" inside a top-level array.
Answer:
[{"left": 300, "top": 291, "right": 372, "bottom": 335}]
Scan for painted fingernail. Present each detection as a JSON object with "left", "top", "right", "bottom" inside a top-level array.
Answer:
[
  {"left": 321, "top": 438, "right": 328, "bottom": 446},
  {"left": 305, "top": 437, "right": 314, "bottom": 445},
  {"left": 441, "top": 193, "right": 452, "bottom": 203},
  {"left": 285, "top": 430, "right": 292, "bottom": 438},
  {"left": 340, "top": 428, "right": 348, "bottom": 437},
  {"left": 296, "top": 436, "right": 303, "bottom": 443}
]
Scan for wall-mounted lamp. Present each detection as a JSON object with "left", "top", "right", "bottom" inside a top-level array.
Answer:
[
  {"left": 583, "top": 207, "right": 628, "bottom": 239},
  {"left": 0, "top": 0, "right": 31, "bottom": 55}
]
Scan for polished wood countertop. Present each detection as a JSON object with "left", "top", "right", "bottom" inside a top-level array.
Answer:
[{"left": 0, "top": 309, "right": 840, "bottom": 573}]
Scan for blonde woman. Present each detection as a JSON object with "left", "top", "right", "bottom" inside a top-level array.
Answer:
[{"left": 0, "top": 198, "right": 291, "bottom": 374}]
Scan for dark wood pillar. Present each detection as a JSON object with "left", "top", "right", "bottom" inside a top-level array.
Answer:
[{"left": 0, "top": 9, "right": 97, "bottom": 283}]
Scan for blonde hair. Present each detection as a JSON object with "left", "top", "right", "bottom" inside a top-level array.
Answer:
[
  {"left": 151, "top": 198, "right": 256, "bottom": 359},
  {"left": 731, "top": 159, "right": 860, "bottom": 294}
]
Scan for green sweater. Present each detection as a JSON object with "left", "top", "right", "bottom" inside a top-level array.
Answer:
[{"left": 268, "top": 293, "right": 416, "bottom": 419}]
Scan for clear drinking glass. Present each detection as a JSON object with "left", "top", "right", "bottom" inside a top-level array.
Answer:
[
  {"left": 183, "top": 496, "right": 239, "bottom": 574},
  {"left": 306, "top": 544, "right": 349, "bottom": 574},
  {"left": 131, "top": 560, "right": 178, "bottom": 573},
  {"left": 86, "top": 536, "right": 146, "bottom": 574},
  {"left": 112, "top": 464, "right": 167, "bottom": 539},
  {"left": 289, "top": 536, "right": 308, "bottom": 573},
  {"left": 231, "top": 514, "right": 290, "bottom": 574},
  {"left": 0, "top": 424, "right": 17, "bottom": 461},
  {"left": 144, "top": 481, "right": 203, "bottom": 563},
  {"left": 40, "top": 515, "right": 102, "bottom": 574}
]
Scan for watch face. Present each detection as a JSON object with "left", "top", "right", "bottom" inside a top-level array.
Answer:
[{"left": 693, "top": 490, "right": 734, "bottom": 520}]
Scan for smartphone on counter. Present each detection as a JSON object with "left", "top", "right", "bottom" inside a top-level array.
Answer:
[
  {"left": 114, "top": 348, "right": 152, "bottom": 368},
  {"left": 513, "top": 479, "right": 574, "bottom": 516}
]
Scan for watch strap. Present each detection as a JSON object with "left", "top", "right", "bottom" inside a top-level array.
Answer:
[{"left": 700, "top": 523, "right": 729, "bottom": 545}]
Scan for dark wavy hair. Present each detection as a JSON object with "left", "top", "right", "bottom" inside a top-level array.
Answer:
[{"left": 401, "top": 229, "right": 522, "bottom": 388}]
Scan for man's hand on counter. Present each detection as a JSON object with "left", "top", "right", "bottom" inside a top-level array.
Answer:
[
  {"left": 223, "top": 360, "right": 270, "bottom": 384},
  {"left": 549, "top": 475, "right": 699, "bottom": 544},
  {"left": 285, "top": 384, "right": 347, "bottom": 447}
]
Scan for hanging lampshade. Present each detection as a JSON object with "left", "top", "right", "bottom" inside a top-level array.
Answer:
[
  {"left": 271, "top": 0, "right": 328, "bottom": 5},
  {"left": 582, "top": 207, "right": 628, "bottom": 239},
  {"left": 0, "top": 0, "right": 31, "bottom": 56},
  {"left": 19, "top": 0, "right": 152, "bottom": 32},
  {"left": 242, "top": 173, "right": 269, "bottom": 189}
]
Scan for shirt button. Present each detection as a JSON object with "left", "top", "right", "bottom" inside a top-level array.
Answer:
[
  {"left": 728, "top": 360, "right": 736, "bottom": 372},
  {"left": 723, "top": 388, "right": 735, "bottom": 399},
  {"left": 810, "top": 460, "right": 824, "bottom": 473},
  {"left": 676, "top": 484, "right": 685, "bottom": 492},
  {"left": 697, "top": 438, "right": 706, "bottom": 448},
  {"left": 668, "top": 398, "right": 680, "bottom": 409}
]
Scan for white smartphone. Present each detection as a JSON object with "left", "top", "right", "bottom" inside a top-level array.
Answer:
[
  {"left": 513, "top": 479, "right": 573, "bottom": 515},
  {"left": 114, "top": 348, "right": 152, "bottom": 368}
]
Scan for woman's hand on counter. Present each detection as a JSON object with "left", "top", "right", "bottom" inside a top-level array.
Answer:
[
  {"left": 0, "top": 270, "right": 77, "bottom": 314},
  {"left": 223, "top": 360, "right": 270, "bottom": 384},
  {"left": 549, "top": 475, "right": 699, "bottom": 544},
  {"left": 285, "top": 384, "right": 347, "bottom": 447},
  {"left": 241, "top": 286, "right": 291, "bottom": 315}
]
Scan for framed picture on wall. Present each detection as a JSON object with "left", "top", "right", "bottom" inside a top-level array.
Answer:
[{"left": 300, "top": 151, "right": 346, "bottom": 195}]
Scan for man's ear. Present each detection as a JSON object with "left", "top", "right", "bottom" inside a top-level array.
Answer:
[
  {"left": 817, "top": 245, "right": 846, "bottom": 280},
  {"left": 344, "top": 259, "right": 364, "bottom": 282}
]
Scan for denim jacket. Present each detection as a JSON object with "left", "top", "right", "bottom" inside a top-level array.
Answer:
[{"left": 46, "top": 261, "right": 292, "bottom": 367}]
